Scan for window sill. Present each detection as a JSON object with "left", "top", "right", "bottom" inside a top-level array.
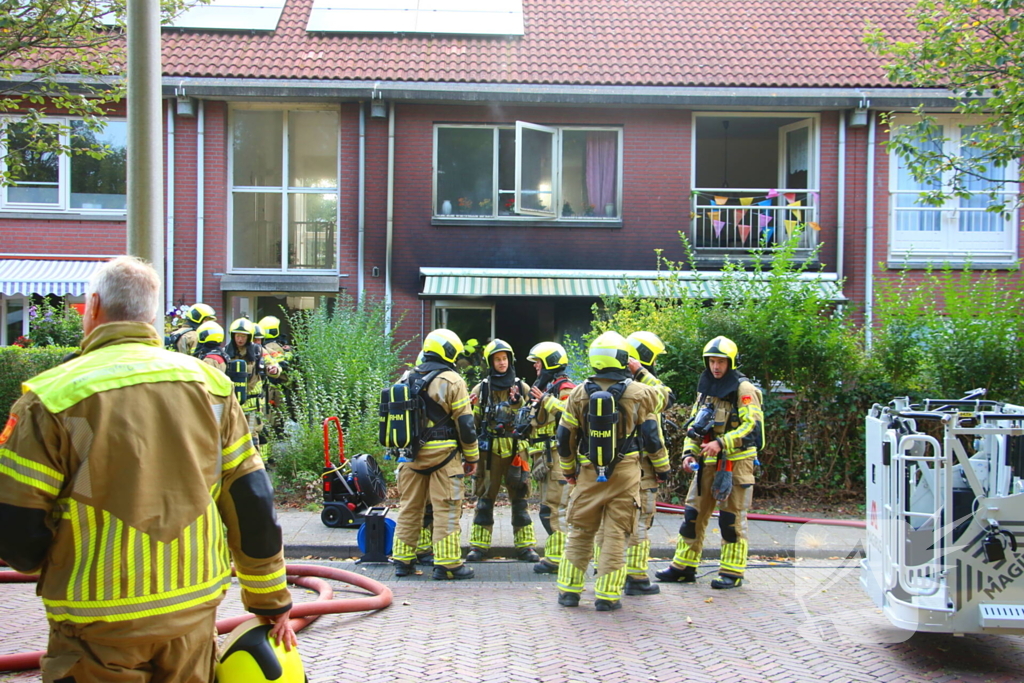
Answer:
[
  {"left": 431, "top": 217, "right": 622, "bottom": 229},
  {"left": 886, "top": 256, "right": 1020, "bottom": 271},
  {"left": 0, "top": 210, "right": 127, "bottom": 221}
]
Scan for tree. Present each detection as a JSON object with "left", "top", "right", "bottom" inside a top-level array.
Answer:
[
  {"left": 0, "top": 0, "right": 192, "bottom": 185},
  {"left": 866, "top": 0, "right": 1024, "bottom": 212}
]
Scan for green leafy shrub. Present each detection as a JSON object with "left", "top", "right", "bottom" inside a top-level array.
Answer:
[
  {"left": 26, "top": 298, "right": 83, "bottom": 348},
  {"left": 0, "top": 346, "right": 76, "bottom": 416},
  {"left": 274, "top": 295, "right": 408, "bottom": 484}
]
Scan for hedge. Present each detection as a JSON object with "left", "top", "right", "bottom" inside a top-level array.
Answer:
[{"left": 0, "top": 346, "right": 76, "bottom": 417}]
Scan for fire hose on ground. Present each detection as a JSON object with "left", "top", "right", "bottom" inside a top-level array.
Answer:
[
  {"left": 656, "top": 501, "right": 867, "bottom": 528},
  {"left": 0, "top": 562, "right": 392, "bottom": 673}
]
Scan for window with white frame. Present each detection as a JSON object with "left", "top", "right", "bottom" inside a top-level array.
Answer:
[
  {"left": 1, "top": 117, "right": 127, "bottom": 212},
  {"left": 434, "top": 124, "right": 622, "bottom": 220},
  {"left": 230, "top": 107, "right": 339, "bottom": 271},
  {"left": 889, "top": 114, "right": 1018, "bottom": 262},
  {"left": 1, "top": 296, "right": 27, "bottom": 346},
  {"left": 433, "top": 301, "right": 495, "bottom": 346}
]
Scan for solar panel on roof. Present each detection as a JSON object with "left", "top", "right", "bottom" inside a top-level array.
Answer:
[
  {"left": 306, "top": 0, "right": 524, "bottom": 36},
  {"left": 168, "top": 0, "right": 287, "bottom": 32}
]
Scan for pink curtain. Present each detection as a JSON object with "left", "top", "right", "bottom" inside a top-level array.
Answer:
[{"left": 586, "top": 132, "right": 616, "bottom": 212}]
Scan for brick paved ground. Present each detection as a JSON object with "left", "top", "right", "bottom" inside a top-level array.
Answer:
[{"left": 4, "top": 558, "right": 1024, "bottom": 682}]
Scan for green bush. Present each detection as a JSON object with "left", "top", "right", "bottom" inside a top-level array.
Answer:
[
  {"left": 273, "top": 295, "right": 408, "bottom": 484},
  {"left": 0, "top": 346, "right": 76, "bottom": 416},
  {"left": 27, "top": 298, "right": 83, "bottom": 348}
]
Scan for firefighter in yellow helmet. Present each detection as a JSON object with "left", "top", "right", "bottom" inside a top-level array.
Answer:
[
  {"left": 391, "top": 329, "right": 480, "bottom": 580},
  {"left": 656, "top": 335, "right": 763, "bottom": 589},
  {"left": 0, "top": 257, "right": 293, "bottom": 681},
  {"left": 258, "top": 315, "right": 292, "bottom": 435},
  {"left": 228, "top": 317, "right": 281, "bottom": 442},
  {"left": 555, "top": 331, "right": 669, "bottom": 611},
  {"left": 522, "top": 341, "right": 576, "bottom": 574},
  {"left": 195, "top": 320, "right": 230, "bottom": 373},
  {"left": 594, "top": 330, "right": 674, "bottom": 596},
  {"left": 166, "top": 302, "right": 216, "bottom": 354},
  {"left": 466, "top": 339, "right": 538, "bottom": 563}
]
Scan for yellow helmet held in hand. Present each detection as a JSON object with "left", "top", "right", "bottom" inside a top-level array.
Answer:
[
  {"left": 702, "top": 336, "right": 738, "bottom": 370},
  {"left": 229, "top": 317, "right": 257, "bottom": 339},
  {"left": 216, "top": 619, "right": 305, "bottom": 683},
  {"left": 527, "top": 341, "right": 568, "bottom": 371},
  {"left": 196, "top": 321, "right": 224, "bottom": 345},
  {"left": 258, "top": 316, "right": 281, "bottom": 340},
  {"left": 589, "top": 331, "right": 631, "bottom": 371},
  {"left": 627, "top": 331, "right": 666, "bottom": 368},
  {"left": 422, "top": 328, "right": 464, "bottom": 364},
  {"left": 185, "top": 303, "right": 216, "bottom": 326}
]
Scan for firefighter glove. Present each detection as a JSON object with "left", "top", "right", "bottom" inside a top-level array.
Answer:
[
  {"left": 531, "top": 455, "right": 550, "bottom": 482},
  {"left": 656, "top": 470, "right": 670, "bottom": 482},
  {"left": 711, "top": 469, "right": 733, "bottom": 502}
]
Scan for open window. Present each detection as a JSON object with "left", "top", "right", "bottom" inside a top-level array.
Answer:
[
  {"left": 433, "top": 300, "right": 495, "bottom": 347},
  {"left": 434, "top": 123, "right": 621, "bottom": 221}
]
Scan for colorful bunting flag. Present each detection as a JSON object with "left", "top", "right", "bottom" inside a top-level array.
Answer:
[
  {"left": 713, "top": 220, "right": 726, "bottom": 237},
  {"left": 709, "top": 211, "right": 720, "bottom": 220},
  {"left": 791, "top": 210, "right": 802, "bottom": 221},
  {"left": 783, "top": 192, "right": 796, "bottom": 203},
  {"left": 736, "top": 209, "right": 746, "bottom": 223},
  {"left": 784, "top": 219, "right": 799, "bottom": 233},
  {"left": 739, "top": 197, "right": 754, "bottom": 206},
  {"left": 739, "top": 224, "right": 751, "bottom": 243},
  {"left": 714, "top": 196, "right": 729, "bottom": 205},
  {"left": 766, "top": 189, "right": 779, "bottom": 198},
  {"left": 758, "top": 213, "right": 773, "bottom": 227},
  {"left": 810, "top": 222, "right": 821, "bottom": 231},
  {"left": 763, "top": 224, "right": 776, "bottom": 241},
  {"left": 757, "top": 199, "right": 772, "bottom": 207}
]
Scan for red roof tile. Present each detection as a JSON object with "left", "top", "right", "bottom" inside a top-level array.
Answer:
[{"left": 161, "top": 0, "right": 922, "bottom": 88}]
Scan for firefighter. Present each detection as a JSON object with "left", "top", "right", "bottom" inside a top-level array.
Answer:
[
  {"left": 228, "top": 317, "right": 281, "bottom": 442},
  {"left": 0, "top": 256, "right": 294, "bottom": 681},
  {"left": 258, "top": 315, "right": 292, "bottom": 435},
  {"left": 166, "top": 302, "right": 216, "bottom": 355},
  {"left": 195, "top": 320, "right": 230, "bottom": 373},
  {"left": 467, "top": 339, "right": 538, "bottom": 563},
  {"left": 523, "top": 341, "right": 576, "bottom": 574},
  {"left": 556, "top": 331, "right": 670, "bottom": 611},
  {"left": 391, "top": 329, "right": 480, "bottom": 580},
  {"left": 656, "top": 336, "right": 763, "bottom": 589}
]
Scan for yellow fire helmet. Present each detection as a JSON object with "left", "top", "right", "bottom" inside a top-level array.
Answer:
[
  {"left": 626, "top": 331, "right": 666, "bottom": 368},
  {"left": 253, "top": 324, "right": 265, "bottom": 341},
  {"left": 216, "top": 619, "right": 305, "bottom": 683},
  {"left": 258, "top": 316, "right": 281, "bottom": 340},
  {"left": 588, "top": 330, "right": 631, "bottom": 371},
  {"left": 185, "top": 302, "right": 216, "bottom": 326},
  {"left": 527, "top": 341, "right": 568, "bottom": 371},
  {"left": 483, "top": 338, "right": 514, "bottom": 366},
  {"left": 229, "top": 317, "right": 257, "bottom": 339},
  {"left": 196, "top": 321, "right": 224, "bottom": 345},
  {"left": 422, "top": 328, "right": 464, "bottom": 364},
  {"left": 702, "top": 335, "right": 739, "bottom": 370}
]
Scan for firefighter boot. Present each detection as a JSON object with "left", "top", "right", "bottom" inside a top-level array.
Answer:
[
  {"left": 655, "top": 565, "right": 696, "bottom": 583},
  {"left": 433, "top": 564, "right": 475, "bottom": 580},
  {"left": 624, "top": 575, "right": 661, "bottom": 596},
  {"left": 711, "top": 574, "right": 743, "bottom": 589},
  {"left": 594, "top": 599, "right": 622, "bottom": 612},
  {"left": 557, "top": 592, "right": 580, "bottom": 607},
  {"left": 466, "top": 548, "right": 487, "bottom": 562},
  {"left": 393, "top": 560, "right": 416, "bottom": 577}
]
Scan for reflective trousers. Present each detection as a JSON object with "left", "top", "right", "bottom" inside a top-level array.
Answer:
[
  {"left": 557, "top": 456, "right": 641, "bottom": 603},
  {"left": 538, "top": 454, "right": 572, "bottom": 565},
  {"left": 469, "top": 448, "right": 534, "bottom": 550},
  {"left": 394, "top": 455, "right": 466, "bottom": 568}
]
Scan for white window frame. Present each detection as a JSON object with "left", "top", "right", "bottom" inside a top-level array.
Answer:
[
  {"left": 228, "top": 104, "right": 341, "bottom": 274},
  {"left": 432, "top": 123, "right": 624, "bottom": 221},
  {"left": 1, "top": 295, "right": 28, "bottom": 345},
  {"left": 432, "top": 300, "right": 495, "bottom": 341},
  {"left": 0, "top": 116, "right": 128, "bottom": 214},
  {"left": 888, "top": 114, "right": 1019, "bottom": 264}
]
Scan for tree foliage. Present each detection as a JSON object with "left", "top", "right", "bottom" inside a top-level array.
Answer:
[
  {"left": 0, "top": 0, "right": 192, "bottom": 184},
  {"left": 866, "top": 0, "right": 1024, "bottom": 211}
]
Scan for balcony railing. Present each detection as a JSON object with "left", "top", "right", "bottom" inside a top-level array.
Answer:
[{"left": 691, "top": 188, "right": 819, "bottom": 252}]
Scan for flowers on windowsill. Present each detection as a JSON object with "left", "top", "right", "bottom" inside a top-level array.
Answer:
[
  {"left": 500, "top": 197, "right": 516, "bottom": 215},
  {"left": 456, "top": 197, "right": 473, "bottom": 214},
  {"left": 478, "top": 198, "right": 492, "bottom": 212}
]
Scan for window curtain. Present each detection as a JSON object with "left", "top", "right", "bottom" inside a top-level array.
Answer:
[{"left": 585, "top": 132, "right": 616, "bottom": 212}]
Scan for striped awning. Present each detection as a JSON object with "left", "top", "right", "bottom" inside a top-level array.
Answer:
[
  {"left": 0, "top": 259, "right": 106, "bottom": 297},
  {"left": 420, "top": 267, "right": 845, "bottom": 301}
]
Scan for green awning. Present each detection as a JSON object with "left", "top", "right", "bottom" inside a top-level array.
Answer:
[{"left": 419, "top": 268, "right": 845, "bottom": 301}]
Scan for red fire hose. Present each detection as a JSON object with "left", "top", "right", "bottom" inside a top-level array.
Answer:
[
  {"left": 0, "top": 562, "right": 392, "bottom": 673},
  {"left": 656, "top": 501, "right": 867, "bottom": 528}
]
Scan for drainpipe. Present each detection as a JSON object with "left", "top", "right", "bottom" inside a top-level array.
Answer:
[
  {"left": 836, "top": 111, "right": 846, "bottom": 281},
  {"left": 357, "top": 102, "right": 366, "bottom": 305},
  {"left": 385, "top": 101, "right": 395, "bottom": 331},
  {"left": 865, "top": 109, "right": 876, "bottom": 347},
  {"left": 196, "top": 100, "right": 205, "bottom": 303},
  {"left": 166, "top": 102, "right": 175, "bottom": 313}
]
